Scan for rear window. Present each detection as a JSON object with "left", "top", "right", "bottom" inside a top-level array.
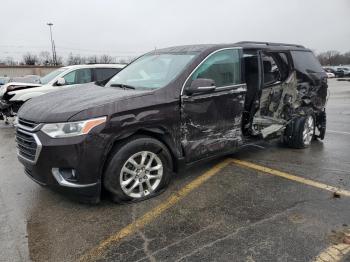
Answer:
[{"left": 291, "top": 51, "right": 323, "bottom": 73}]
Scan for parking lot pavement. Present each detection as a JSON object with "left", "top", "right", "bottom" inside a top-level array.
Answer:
[{"left": 0, "top": 79, "right": 350, "bottom": 262}]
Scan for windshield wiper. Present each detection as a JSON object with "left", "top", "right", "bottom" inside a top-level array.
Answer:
[{"left": 110, "top": 83, "right": 136, "bottom": 90}]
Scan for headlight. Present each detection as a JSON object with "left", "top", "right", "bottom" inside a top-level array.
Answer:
[{"left": 41, "top": 116, "right": 107, "bottom": 138}]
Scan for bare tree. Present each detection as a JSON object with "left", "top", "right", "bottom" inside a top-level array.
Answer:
[
  {"left": 317, "top": 53, "right": 328, "bottom": 65},
  {"left": 4, "top": 56, "right": 16, "bottom": 66},
  {"left": 55, "top": 56, "right": 63, "bottom": 66},
  {"left": 99, "top": 54, "right": 114, "bottom": 64},
  {"left": 317, "top": 50, "right": 350, "bottom": 66},
  {"left": 23, "top": 53, "right": 39, "bottom": 65},
  {"left": 39, "top": 51, "right": 52, "bottom": 65},
  {"left": 343, "top": 52, "right": 350, "bottom": 65},
  {"left": 325, "top": 50, "right": 341, "bottom": 65},
  {"left": 67, "top": 53, "right": 74, "bottom": 65},
  {"left": 67, "top": 53, "right": 86, "bottom": 65},
  {"left": 87, "top": 55, "right": 98, "bottom": 64},
  {"left": 115, "top": 56, "right": 134, "bottom": 64},
  {"left": 117, "top": 58, "right": 127, "bottom": 64}
]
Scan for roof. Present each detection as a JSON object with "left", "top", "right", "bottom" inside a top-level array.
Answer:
[
  {"left": 61, "top": 64, "right": 126, "bottom": 70},
  {"left": 236, "top": 41, "right": 309, "bottom": 51},
  {"left": 153, "top": 41, "right": 310, "bottom": 55},
  {"left": 153, "top": 44, "right": 218, "bottom": 53}
]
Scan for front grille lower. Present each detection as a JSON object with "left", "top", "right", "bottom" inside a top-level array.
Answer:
[{"left": 16, "top": 129, "right": 39, "bottom": 162}]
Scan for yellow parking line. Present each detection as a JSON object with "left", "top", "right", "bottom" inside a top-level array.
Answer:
[
  {"left": 79, "top": 158, "right": 350, "bottom": 261},
  {"left": 78, "top": 158, "right": 232, "bottom": 262},
  {"left": 231, "top": 159, "right": 350, "bottom": 197},
  {"left": 313, "top": 243, "right": 350, "bottom": 262}
]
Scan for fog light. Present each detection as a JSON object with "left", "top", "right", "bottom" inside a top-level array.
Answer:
[{"left": 59, "top": 168, "right": 78, "bottom": 182}]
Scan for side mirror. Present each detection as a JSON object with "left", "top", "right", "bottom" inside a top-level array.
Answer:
[
  {"left": 186, "top": 78, "right": 216, "bottom": 95},
  {"left": 56, "top": 77, "right": 66, "bottom": 86}
]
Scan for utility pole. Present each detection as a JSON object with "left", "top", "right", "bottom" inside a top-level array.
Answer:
[{"left": 47, "top": 22, "right": 57, "bottom": 65}]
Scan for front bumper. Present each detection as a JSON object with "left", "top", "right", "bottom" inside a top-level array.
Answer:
[{"left": 17, "top": 126, "right": 108, "bottom": 203}]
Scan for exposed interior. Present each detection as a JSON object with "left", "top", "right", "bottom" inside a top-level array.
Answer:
[
  {"left": 242, "top": 50, "right": 296, "bottom": 136},
  {"left": 241, "top": 48, "right": 325, "bottom": 139}
]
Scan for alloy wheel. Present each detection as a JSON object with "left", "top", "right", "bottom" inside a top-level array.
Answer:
[
  {"left": 120, "top": 151, "right": 163, "bottom": 198},
  {"left": 303, "top": 115, "right": 314, "bottom": 145}
]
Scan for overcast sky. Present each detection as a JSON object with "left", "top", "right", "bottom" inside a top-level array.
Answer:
[{"left": 1, "top": 0, "right": 349, "bottom": 61}]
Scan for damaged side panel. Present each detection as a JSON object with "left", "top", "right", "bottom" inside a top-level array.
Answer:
[
  {"left": 180, "top": 88, "right": 246, "bottom": 162},
  {"left": 250, "top": 50, "right": 327, "bottom": 139},
  {"left": 253, "top": 72, "right": 299, "bottom": 137}
]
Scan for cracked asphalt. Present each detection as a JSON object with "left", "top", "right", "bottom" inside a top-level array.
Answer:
[{"left": 1, "top": 79, "right": 350, "bottom": 262}]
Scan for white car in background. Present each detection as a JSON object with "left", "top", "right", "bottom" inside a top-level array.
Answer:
[
  {"left": 326, "top": 72, "right": 335, "bottom": 78},
  {"left": 0, "top": 64, "right": 125, "bottom": 121},
  {"left": 0, "top": 77, "right": 11, "bottom": 86}
]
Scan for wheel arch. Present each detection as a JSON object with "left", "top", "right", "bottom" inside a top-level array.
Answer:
[{"left": 99, "top": 128, "right": 181, "bottom": 184}]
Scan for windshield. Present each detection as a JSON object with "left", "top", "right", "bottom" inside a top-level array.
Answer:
[
  {"left": 106, "top": 52, "right": 198, "bottom": 90},
  {"left": 40, "top": 68, "right": 67, "bottom": 85}
]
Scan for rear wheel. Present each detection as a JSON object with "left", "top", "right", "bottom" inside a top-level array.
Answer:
[
  {"left": 315, "top": 110, "right": 326, "bottom": 140},
  {"left": 284, "top": 113, "right": 315, "bottom": 149},
  {"left": 103, "top": 136, "right": 173, "bottom": 203}
]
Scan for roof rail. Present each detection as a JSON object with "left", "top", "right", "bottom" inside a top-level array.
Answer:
[{"left": 236, "top": 41, "right": 305, "bottom": 48}]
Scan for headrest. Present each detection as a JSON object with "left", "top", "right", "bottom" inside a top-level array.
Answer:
[{"left": 263, "top": 60, "right": 272, "bottom": 73}]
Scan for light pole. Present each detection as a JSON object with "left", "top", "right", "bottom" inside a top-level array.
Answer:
[{"left": 46, "top": 22, "right": 57, "bottom": 65}]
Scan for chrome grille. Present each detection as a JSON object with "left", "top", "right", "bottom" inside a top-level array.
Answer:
[
  {"left": 18, "top": 118, "right": 39, "bottom": 130},
  {"left": 16, "top": 129, "right": 41, "bottom": 163}
]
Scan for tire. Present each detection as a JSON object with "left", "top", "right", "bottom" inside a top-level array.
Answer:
[
  {"left": 103, "top": 136, "right": 173, "bottom": 203},
  {"left": 284, "top": 112, "right": 315, "bottom": 149},
  {"left": 316, "top": 110, "right": 326, "bottom": 140}
]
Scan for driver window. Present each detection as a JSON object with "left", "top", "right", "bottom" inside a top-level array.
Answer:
[
  {"left": 188, "top": 49, "right": 241, "bottom": 88},
  {"left": 63, "top": 69, "right": 92, "bottom": 85},
  {"left": 63, "top": 70, "right": 76, "bottom": 85}
]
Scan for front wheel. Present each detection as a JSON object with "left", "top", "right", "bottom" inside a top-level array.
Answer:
[
  {"left": 103, "top": 136, "right": 173, "bottom": 203},
  {"left": 284, "top": 113, "right": 315, "bottom": 149}
]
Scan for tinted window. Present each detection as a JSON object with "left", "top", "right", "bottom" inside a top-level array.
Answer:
[
  {"left": 95, "top": 68, "right": 120, "bottom": 81},
  {"left": 63, "top": 69, "right": 92, "bottom": 85},
  {"left": 189, "top": 49, "right": 241, "bottom": 88},
  {"left": 291, "top": 51, "right": 323, "bottom": 73}
]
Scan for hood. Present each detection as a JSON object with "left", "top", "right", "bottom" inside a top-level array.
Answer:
[
  {"left": 0, "top": 82, "right": 42, "bottom": 97},
  {"left": 18, "top": 83, "right": 151, "bottom": 123}
]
